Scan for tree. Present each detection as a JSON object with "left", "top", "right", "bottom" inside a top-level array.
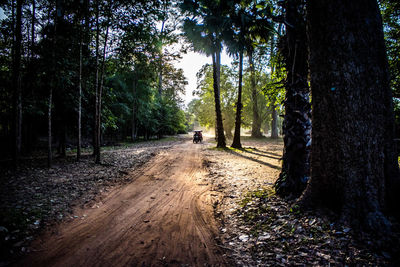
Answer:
[
  {"left": 380, "top": 0, "right": 400, "bottom": 98},
  {"left": 268, "top": 22, "right": 282, "bottom": 139},
  {"left": 94, "top": 0, "right": 112, "bottom": 164},
  {"left": 74, "top": 0, "right": 87, "bottom": 162},
  {"left": 48, "top": 0, "right": 64, "bottom": 167},
  {"left": 223, "top": 0, "right": 273, "bottom": 145},
  {"left": 300, "top": 0, "right": 400, "bottom": 230},
  {"left": 231, "top": 48, "right": 244, "bottom": 147},
  {"left": 249, "top": 49, "right": 262, "bottom": 137},
  {"left": 0, "top": 0, "right": 188, "bottom": 164},
  {"left": 193, "top": 64, "right": 236, "bottom": 137},
  {"left": 12, "top": 0, "right": 22, "bottom": 167},
  {"left": 274, "top": 0, "right": 311, "bottom": 198},
  {"left": 181, "top": 0, "right": 230, "bottom": 147},
  {"left": 226, "top": 6, "right": 248, "bottom": 148}
]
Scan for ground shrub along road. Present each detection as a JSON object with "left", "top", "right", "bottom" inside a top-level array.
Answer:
[{"left": 19, "top": 138, "right": 228, "bottom": 266}]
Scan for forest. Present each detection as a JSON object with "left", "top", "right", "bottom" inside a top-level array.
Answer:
[{"left": 1, "top": 0, "right": 400, "bottom": 266}]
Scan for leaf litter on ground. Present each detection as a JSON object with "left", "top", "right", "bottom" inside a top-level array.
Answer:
[{"left": 203, "top": 138, "right": 400, "bottom": 266}]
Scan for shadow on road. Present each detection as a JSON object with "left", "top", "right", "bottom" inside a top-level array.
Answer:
[
  {"left": 224, "top": 148, "right": 281, "bottom": 170},
  {"left": 240, "top": 149, "right": 281, "bottom": 160}
]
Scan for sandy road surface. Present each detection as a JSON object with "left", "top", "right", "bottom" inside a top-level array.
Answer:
[{"left": 21, "top": 140, "right": 227, "bottom": 267}]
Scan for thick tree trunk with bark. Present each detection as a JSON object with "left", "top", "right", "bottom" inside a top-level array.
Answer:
[
  {"left": 212, "top": 52, "right": 226, "bottom": 148},
  {"left": 271, "top": 103, "right": 279, "bottom": 139},
  {"left": 249, "top": 51, "right": 262, "bottom": 138},
  {"left": 12, "top": 0, "right": 23, "bottom": 167},
  {"left": 231, "top": 50, "right": 244, "bottom": 148},
  {"left": 275, "top": 0, "right": 311, "bottom": 198},
  {"left": 300, "top": 0, "right": 400, "bottom": 230}
]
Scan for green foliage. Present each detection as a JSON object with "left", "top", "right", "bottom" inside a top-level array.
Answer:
[
  {"left": 0, "top": 0, "right": 188, "bottom": 157},
  {"left": 193, "top": 64, "right": 237, "bottom": 136},
  {"left": 381, "top": 0, "right": 400, "bottom": 97},
  {"left": 381, "top": 1, "right": 400, "bottom": 138}
]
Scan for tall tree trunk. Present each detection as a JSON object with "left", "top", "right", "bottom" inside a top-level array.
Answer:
[
  {"left": 131, "top": 78, "right": 137, "bottom": 142},
  {"left": 58, "top": 125, "right": 66, "bottom": 157},
  {"left": 48, "top": 0, "right": 62, "bottom": 167},
  {"left": 12, "top": 0, "right": 23, "bottom": 167},
  {"left": 300, "top": 0, "right": 400, "bottom": 231},
  {"left": 94, "top": 0, "right": 100, "bottom": 163},
  {"left": 77, "top": 27, "right": 82, "bottom": 161},
  {"left": 271, "top": 103, "right": 279, "bottom": 138},
  {"left": 48, "top": 88, "right": 52, "bottom": 168},
  {"left": 274, "top": 0, "right": 311, "bottom": 198},
  {"left": 94, "top": 2, "right": 111, "bottom": 164},
  {"left": 212, "top": 51, "right": 226, "bottom": 148},
  {"left": 231, "top": 50, "right": 244, "bottom": 148},
  {"left": 249, "top": 50, "right": 261, "bottom": 138},
  {"left": 157, "top": 3, "right": 166, "bottom": 98},
  {"left": 25, "top": 0, "right": 36, "bottom": 154}
]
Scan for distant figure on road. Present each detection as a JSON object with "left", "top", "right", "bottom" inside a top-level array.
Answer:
[{"left": 193, "top": 130, "right": 203, "bottom": 143}]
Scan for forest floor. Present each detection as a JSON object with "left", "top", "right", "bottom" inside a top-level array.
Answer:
[
  {"left": 204, "top": 138, "right": 399, "bottom": 266},
  {"left": 1, "top": 135, "right": 399, "bottom": 266}
]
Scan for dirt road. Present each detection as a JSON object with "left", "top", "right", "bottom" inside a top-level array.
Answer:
[{"left": 22, "top": 140, "right": 227, "bottom": 266}]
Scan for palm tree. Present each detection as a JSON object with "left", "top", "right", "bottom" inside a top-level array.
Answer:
[
  {"left": 224, "top": 2, "right": 273, "bottom": 147},
  {"left": 180, "top": 0, "right": 233, "bottom": 148}
]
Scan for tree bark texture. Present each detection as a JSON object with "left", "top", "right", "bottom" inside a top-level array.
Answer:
[
  {"left": 94, "top": 0, "right": 100, "bottom": 163},
  {"left": 301, "top": 0, "right": 400, "bottom": 230},
  {"left": 231, "top": 50, "right": 244, "bottom": 148},
  {"left": 249, "top": 50, "right": 262, "bottom": 138},
  {"left": 77, "top": 29, "right": 83, "bottom": 161},
  {"left": 271, "top": 103, "right": 279, "bottom": 139},
  {"left": 12, "top": 0, "right": 23, "bottom": 167},
  {"left": 212, "top": 52, "right": 226, "bottom": 148},
  {"left": 274, "top": 0, "right": 311, "bottom": 198},
  {"left": 95, "top": 1, "right": 111, "bottom": 164},
  {"left": 48, "top": 0, "right": 62, "bottom": 168}
]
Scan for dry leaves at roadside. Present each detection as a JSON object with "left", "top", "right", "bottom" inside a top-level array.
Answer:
[{"left": 203, "top": 138, "right": 400, "bottom": 266}]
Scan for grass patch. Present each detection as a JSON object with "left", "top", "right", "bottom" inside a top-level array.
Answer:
[{"left": 239, "top": 187, "right": 275, "bottom": 207}]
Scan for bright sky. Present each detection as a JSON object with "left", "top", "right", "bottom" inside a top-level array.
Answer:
[{"left": 175, "top": 49, "right": 232, "bottom": 107}]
